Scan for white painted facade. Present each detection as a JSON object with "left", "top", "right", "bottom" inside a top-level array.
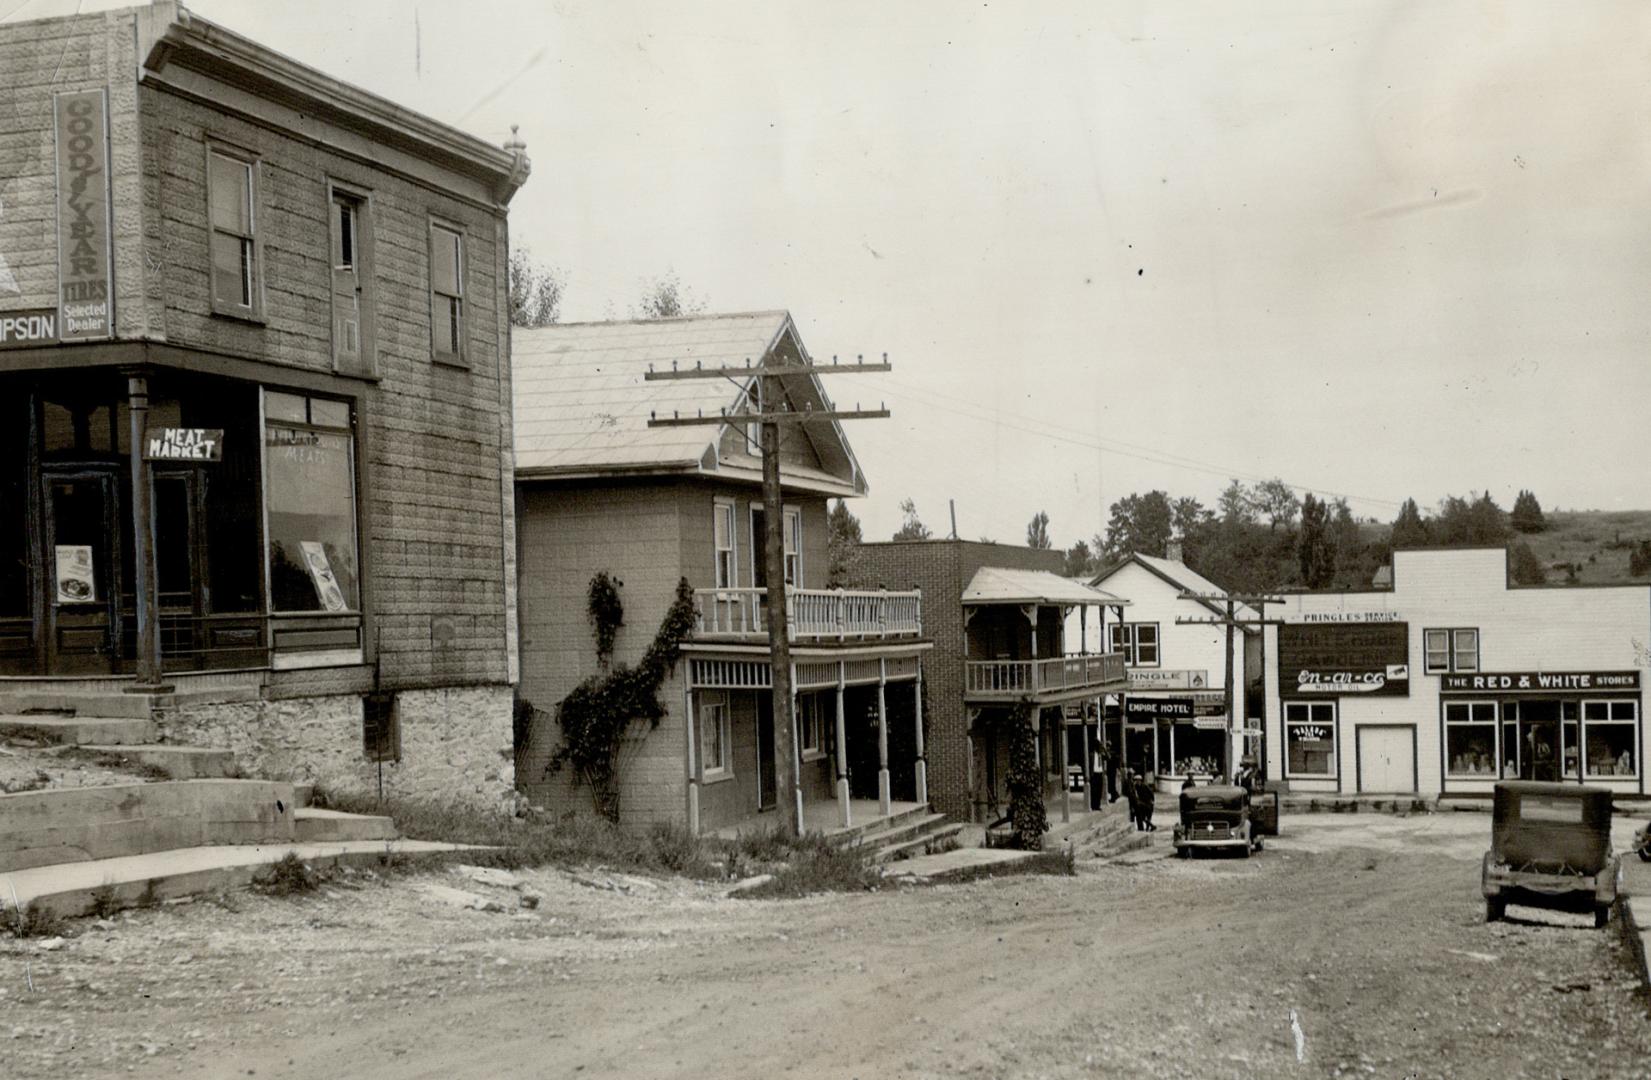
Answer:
[
  {"left": 1089, "top": 555, "right": 1254, "bottom": 785},
  {"left": 1263, "top": 547, "right": 1651, "bottom": 798}
]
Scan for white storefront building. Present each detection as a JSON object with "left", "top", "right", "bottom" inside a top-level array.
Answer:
[
  {"left": 1089, "top": 552, "right": 1256, "bottom": 788},
  {"left": 1263, "top": 547, "right": 1651, "bottom": 798}
]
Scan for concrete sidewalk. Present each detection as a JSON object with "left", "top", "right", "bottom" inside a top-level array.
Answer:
[{"left": 1, "top": 839, "right": 485, "bottom": 918}]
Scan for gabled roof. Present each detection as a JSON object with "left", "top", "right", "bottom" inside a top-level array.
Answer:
[
  {"left": 963, "top": 566, "right": 1130, "bottom": 607},
  {"left": 512, "top": 311, "right": 866, "bottom": 497},
  {"left": 1090, "top": 553, "right": 1257, "bottom": 630}
]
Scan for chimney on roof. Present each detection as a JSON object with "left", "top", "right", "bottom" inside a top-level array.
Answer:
[{"left": 1165, "top": 541, "right": 1183, "bottom": 563}]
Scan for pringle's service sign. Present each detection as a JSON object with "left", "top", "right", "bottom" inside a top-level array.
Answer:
[{"left": 1279, "top": 621, "right": 1411, "bottom": 697}]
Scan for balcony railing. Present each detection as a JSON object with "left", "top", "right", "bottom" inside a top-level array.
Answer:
[
  {"left": 693, "top": 587, "right": 922, "bottom": 642},
  {"left": 965, "top": 652, "right": 1127, "bottom": 699}
]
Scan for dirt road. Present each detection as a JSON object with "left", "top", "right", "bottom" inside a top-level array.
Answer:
[{"left": 5, "top": 812, "right": 1651, "bottom": 1080}]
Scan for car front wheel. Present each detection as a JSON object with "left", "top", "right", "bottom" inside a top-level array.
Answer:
[
  {"left": 1485, "top": 898, "right": 1505, "bottom": 923},
  {"left": 1595, "top": 904, "right": 1612, "bottom": 929}
]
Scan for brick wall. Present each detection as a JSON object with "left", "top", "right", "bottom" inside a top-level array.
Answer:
[{"left": 856, "top": 540, "right": 1064, "bottom": 819}]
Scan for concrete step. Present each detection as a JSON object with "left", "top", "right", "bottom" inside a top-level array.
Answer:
[
  {"left": 294, "top": 807, "right": 398, "bottom": 843},
  {"left": 78, "top": 744, "right": 236, "bottom": 779},
  {"left": 873, "top": 822, "right": 966, "bottom": 864},
  {"left": 855, "top": 812, "right": 950, "bottom": 852},
  {"left": 1094, "top": 829, "right": 1154, "bottom": 859},
  {"left": 0, "top": 690, "right": 155, "bottom": 720},
  {"left": 0, "top": 715, "right": 158, "bottom": 746},
  {"left": 1, "top": 779, "right": 297, "bottom": 874},
  {"left": 293, "top": 783, "right": 315, "bottom": 809},
  {"left": 829, "top": 804, "right": 933, "bottom": 848},
  {"left": 2, "top": 839, "right": 487, "bottom": 920}
]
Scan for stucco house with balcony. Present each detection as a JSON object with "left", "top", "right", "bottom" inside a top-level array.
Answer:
[
  {"left": 512, "top": 311, "right": 931, "bottom": 834},
  {"left": 856, "top": 541, "right": 1128, "bottom": 822}
]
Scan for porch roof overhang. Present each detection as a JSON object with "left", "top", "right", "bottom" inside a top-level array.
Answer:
[
  {"left": 961, "top": 567, "right": 1130, "bottom": 608},
  {"left": 681, "top": 639, "right": 934, "bottom": 662},
  {"left": 963, "top": 680, "right": 1129, "bottom": 710}
]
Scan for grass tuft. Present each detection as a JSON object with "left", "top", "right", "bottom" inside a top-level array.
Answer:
[
  {"left": 732, "top": 839, "right": 883, "bottom": 900},
  {"left": 254, "top": 852, "right": 326, "bottom": 896}
]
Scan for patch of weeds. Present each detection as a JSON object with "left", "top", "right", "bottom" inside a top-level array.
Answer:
[
  {"left": 57, "top": 748, "right": 171, "bottom": 782},
  {"left": 734, "top": 841, "right": 883, "bottom": 900},
  {"left": 86, "top": 882, "right": 121, "bottom": 919},
  {"left": 3, "top": 902, "right": 63, "bottom": 939},
  {"left": 319, "top": 791, "right": 723, "bottom": 880},
  {"left": 732, "top": 825, "right": 796, "bottom": 864},
  {"left": 0, "top": 769, "right": 52, "bottom": 795},
  {"left": 254, "top": 852, "right": 326, "bottom": 897}
]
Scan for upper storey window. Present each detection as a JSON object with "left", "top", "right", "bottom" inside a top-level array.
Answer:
[
  {"left": 208, "top": 146, "right": 261, "bottom": 319},
  {"left": 430, "top": 222, "right": 466, "bottom": 366}
]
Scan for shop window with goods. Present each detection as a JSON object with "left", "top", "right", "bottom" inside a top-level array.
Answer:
[
  {"left": 1284, "top": 701, "right": 1336, "bottom": 778},
  {"left": 1445, "top": 701, "right": 1498, "bottom": 777},
  {"left": 263, "top": 391, "right": 359, "bottom": 613},
  {"left": 1583, "top": 701, "right": 1637, "bottom": 778}
]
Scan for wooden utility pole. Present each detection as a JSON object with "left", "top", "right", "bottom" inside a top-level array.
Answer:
[
  {"left": 647, "top": 350, "right": 890, "bottom": 837},
  {"left": 1174, "top": 592, "right": 1284, "bottom": 781}
]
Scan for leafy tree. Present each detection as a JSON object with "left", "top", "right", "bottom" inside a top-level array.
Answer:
[
  {"left": 1253, "top": 478, "right": 1301, "bottom": 531},
  {"left": 892, "top": 498, "right": 933, "bottom": 541},
  {"left": 1062, "top": 539, "right": 1095, "bottom": 578},
  {"left": 827, "top": 500, "right": 866, "bottom": 586},
  {"left": 1509, "top": 542, "right": 1547, "bottom": 585},
  {"left": 1171, "top": 496, "right": 1211, "bottom": 540},
  {"left": 1510, "top": 490, "right": 1547, "bottom": 534},
  {"left": 508, "top": 246, "right": 564, "bottom": 327},
  {"left": 1099, "top": 490, "right": 1173, "bottom": 560},
  {"left": 1328, "top": 498, "right": 1373, "bottom": 587},
  {"left": 1434, "top": 491, "right": 1507, "bottom": 546},
  {"left": 1390, "top": 498, "right": 1430, "bottom": 549},
  {"left": 1297, "top": 493, "right": 1336, "bottom": 588},
  {"left": 1218, "top": 479, "right": 1257, "bottom": 525},
  {"left": 1630, "top": 540, "right": 1651, "bottom": 578},
  {"left": 1025, "top": 511, "right": 1052, "bottom": 550},
  {"left": 631, "top": 269, "right": 705, "bottom": 319}
]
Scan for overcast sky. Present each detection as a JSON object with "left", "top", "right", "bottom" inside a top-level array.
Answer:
[{"left": 15, "top": 0, "right": 1650, "bottom": 547}]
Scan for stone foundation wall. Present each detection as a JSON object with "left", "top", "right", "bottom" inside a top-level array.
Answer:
[{"left": 154, "top": 684, "right": 516, "bottom": 813}]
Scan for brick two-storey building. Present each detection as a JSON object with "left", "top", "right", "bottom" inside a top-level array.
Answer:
[{"left": 0, "top": 3, "right": 527, "bottom": 806}]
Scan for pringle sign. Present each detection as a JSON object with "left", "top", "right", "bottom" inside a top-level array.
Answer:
[{"left": 55, "top": 89, "right": 113, "bottom": 340}]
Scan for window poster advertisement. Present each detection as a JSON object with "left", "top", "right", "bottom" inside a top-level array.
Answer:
[
  {"left": 299, "top": 540, "right": 349, "bottom": 613},
  {"left": 54, "top": 544, "right": 96, "bottom": 604}
]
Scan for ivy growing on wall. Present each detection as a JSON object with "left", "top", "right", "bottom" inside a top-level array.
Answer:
[
  {"left": 550, "top": 574, "right": 697, "bottom": 821},
  {"left": 981, "top": 698, "right": 1049, "bottom": 851}
]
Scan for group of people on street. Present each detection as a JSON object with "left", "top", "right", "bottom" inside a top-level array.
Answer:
[{"left": 1089, "top": 737, "right": 1156, "bottom": 831}]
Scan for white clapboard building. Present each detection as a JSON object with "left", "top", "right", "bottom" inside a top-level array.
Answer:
[{"left": 1263, "top": 546, "right": 1651, "bottom": 799}]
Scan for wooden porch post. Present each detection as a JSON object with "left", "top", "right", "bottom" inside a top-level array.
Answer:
[
  {"left": 790, "top": 661, "right": 804, "bottom": 832},
  {"left": 877, "top": 657, "right": 890, "bottom": 816},
  {"left": 1059, "top": 703, "right": 1071, "bottom": 824},
  {"left": 835, "top": 663, "right": 851, "bottom": 828},
  {"left": 913, "top": 658, "right": 927, "bottom": 806},
  {"left": 684, "top": 682, "right": 700, "bottom": 835},
  {"left": 126, "top": 374, "right": 168, "bottom": 692}
]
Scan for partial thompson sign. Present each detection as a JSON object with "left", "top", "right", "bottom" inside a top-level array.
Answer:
[
  {"left": 55, "top": 88, "right": 113, "bottom": 341},
  {"left": 1279, "top": 621, "right": 1410, "bottom": 697},
  {"left": 0, "top": 309, "right": 57, "bottom": 349},
  {"left": 1127, "top": 668, "right": 1209, "bottom": 691},
  {"left": 1441, "top": 671, "right": 1641, "bottom": 694}
]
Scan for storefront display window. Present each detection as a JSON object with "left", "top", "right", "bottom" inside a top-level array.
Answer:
[
  {"left": 1168, "top": 722, "right": 1224, "bottom": 777},
  {"left": 1583, "top": 700, "right": 1637, "bottom": 778},
  {"left": 1501, "top": 702, "right": 1519, "bottom": 777},
  {"left": 1562, "top": 701, "right": 1579, "bottom": 778},
  {"left": 263, "top": 390, "right": 359, "bottom": 613},
  {"left": 1285, "top": 701, "right": 1335, "bottom": 778},
  {"left": 1445, "top": 701, "right": 1497, "bottom": 777}
]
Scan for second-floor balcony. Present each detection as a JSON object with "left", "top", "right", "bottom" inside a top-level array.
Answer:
[
  {"left": 693, "top": 587, "right": 923, "bottom": 643},
  {"left": 965, "top": 652, "right": 1127, "bottom": 702}
]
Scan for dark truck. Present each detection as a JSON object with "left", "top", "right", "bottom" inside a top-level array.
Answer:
[
  {"left": 1482, "top": 781, "right": 1621, "bottom": 927},
  {"left": 1172, "top": 784, "right": 1262, "bottom": 858}
]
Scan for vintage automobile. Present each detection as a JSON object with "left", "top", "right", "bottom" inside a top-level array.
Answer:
[
  {"left": 1172, "top": 783, "right": 1262, "bottom": 857},
  {"left": 1482, "top": 781, "right": 1621, "bottom": 927}
]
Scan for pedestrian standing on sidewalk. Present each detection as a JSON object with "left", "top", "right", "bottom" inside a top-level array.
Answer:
[
  {"left": 1089, "top": 738, "right": 1106, "bottom": 812},
  {"left": 1126, "top": 771, "right": 1142, "bottom": 830},
  {"left": 1134, "top": 773, "right": 1157, "bottom": 832}
]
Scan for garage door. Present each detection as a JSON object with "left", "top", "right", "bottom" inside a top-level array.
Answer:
[{"left": 1358, "top": 726, "right": 1416, "bottom": 793}]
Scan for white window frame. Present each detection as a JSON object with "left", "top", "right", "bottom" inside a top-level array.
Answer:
[
  {"left": 1582, "top": 698, "right": 1638, "bottom": 779},
  {"left": 206, "top": 141, "right": 261, "bottom": 320},
  {"left": 1424, "top": 627, "right": 1479, "bottom": 673},
  {"left": 429, "top": 220, "right": 466, "bottom": 366},
  {"left": 1443, "top": 700, "right": 1498, "bottom": 778},
  {"left": 713, "top": 499, "right": 737, "bottom": 588},
  {"left": 1283, "top": 700, "right": 1337, "bottom": 779},
  {"left": 784, "top": 506, "right": 802, "bottom": 587},
  {"left": 1110, "top": 622, "right": 1160, "bottom": 667},
  {"left": 327, "top": 181, "right": 374, "bottom": 378},
  {"left": 749, "top": 504, "right": 801, "bottom": 589},
  {"left": 699, "top": 691, "right": 732, "bottom": 781},
  {"left": 798, "top": 693, "right": 824, "bottom": 759}
]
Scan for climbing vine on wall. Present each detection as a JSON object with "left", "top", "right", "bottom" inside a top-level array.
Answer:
[
  {"left": 983, "top": 698, "right": 1049, "bottom": 851},
  {"left": 550, "top": 575, "right": 697, "bottom": 821}
]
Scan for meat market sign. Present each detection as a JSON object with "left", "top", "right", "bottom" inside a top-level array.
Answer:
[
  {"left": 1279, "top": 621, "right": 1410, "bottom": 697},
  {"left": 144, "top": 428, "right": 223, "bottom": 462},
  {"left": 1441, "top": 671, "right": 1641, "bottom": 694}
]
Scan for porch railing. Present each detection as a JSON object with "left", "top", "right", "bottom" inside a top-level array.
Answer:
[
  {"left": 964, "top": 652, "right": 1126, "bottom": 698},
  {"left": 694, "top": 587, "right": 922, "bottom": 642}
]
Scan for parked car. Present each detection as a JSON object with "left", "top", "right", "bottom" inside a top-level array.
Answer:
[
  {"left": 1633, "top": 818, "right": 1651, "bottom": 862},
  {"left": 1172, "top": 784, "right": 1262, "bottom": 857},
  {"left": 1481, "top": 781, "right": 1620, "bottom": 927}
]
